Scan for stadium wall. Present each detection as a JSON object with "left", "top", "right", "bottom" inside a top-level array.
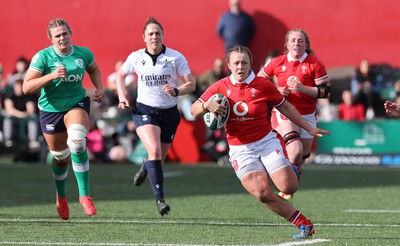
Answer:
[
  {"left": 1, "top": 0, "right": 400, "bottom": 86},
  {"left": 2, "top": 0, "right": 400, "bottom": 164}
]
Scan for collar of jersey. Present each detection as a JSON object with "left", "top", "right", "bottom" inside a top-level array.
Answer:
[
  {"left": 52, "top": 45, "right": 74, "bottom": 56},
  {"left": 145, "top": 45, "right": 166, "bottom": 57},
  {"left": 145, "top": 45, "right": 166, "bottom": 65},
  {"left": 230, "top": 71, "right": 255, "bottom": 85},
  {"left": 287, "top": 52, "right": 307, "bottom": 62}
]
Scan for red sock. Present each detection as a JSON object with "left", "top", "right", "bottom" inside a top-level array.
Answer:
[{"left": 289, "top": 210, "right": 313, "bottom": 227}]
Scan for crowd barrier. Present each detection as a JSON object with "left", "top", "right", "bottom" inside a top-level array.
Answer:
[{"left": 315, "top": 119, "right": 400, "bottom": 167}]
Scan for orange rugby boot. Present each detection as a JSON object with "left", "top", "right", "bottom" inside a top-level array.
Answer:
[
  {"left": 79, "top": 195, "right": 97, "bottom": 217},
  {"left": 56, "top": 194, "right": 70, "bottom": 220}
]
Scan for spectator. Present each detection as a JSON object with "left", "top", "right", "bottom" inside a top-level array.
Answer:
[
  {"left": 196, "top": 57, "right": 227, "bottom": 97},
  {"left": 102, "top": 60, "right": 136, "bottom": 117},
  {"left": 6, "top": 56, "right": 29, "bottom": 88},
  {"left": 351, "top": 59, "right": 381, "bottom": 119},
  {"left": 338, "top": 90, "right": 365, "bottom": 121},
  {"left": 2, "top": 78, "right": 39, "bottom": 149},
  {"left": 181, "top": 57, "right": 226, "bottom": 122},
  {"left": 4, "top": 56, "right": 31, "bottom": 143},
  {"left": 216, "top": 0, "right": 255, "bottom": 54},
  {"left": 317, "top": 98, "right": 337, "bottom": 122},
  {"left": 197, "top": 58, "right": 229, "bottom": 162},
  {"left": 86, "top": 118, "right": 106, "bottom": 162},
  {"left": 201, "top": 128, "right": 229, "bottom": 166},
  {"left": 86, "top": 118, "right": 128, "bottom": 163},
  {"left": 393, "top": 79, "right": 400, "bottom": 97},
  {"left": 115, "top": 119, "right": 147, "bottom": 164},
  {"left": 107, "top": 132, "right": 129, "bottom": 163},
  {"left": 178, "top": 92, "right": 197, "bottom": 121}
]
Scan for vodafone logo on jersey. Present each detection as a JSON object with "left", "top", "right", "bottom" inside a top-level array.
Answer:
[
  {"left": 233, "top": 101, "right": 248, "bottom": 116},
  {"left": 231, "top": 101, "right": 254, "bottom": 121}
]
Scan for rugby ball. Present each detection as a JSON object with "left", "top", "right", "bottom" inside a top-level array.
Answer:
[{"left": 203, "top": 93, "right": 230, "bottom": 130}]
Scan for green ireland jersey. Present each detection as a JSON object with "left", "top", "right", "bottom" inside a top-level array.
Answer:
[{"left": 29, "top": 45, "right": 94, "bottom": 112}]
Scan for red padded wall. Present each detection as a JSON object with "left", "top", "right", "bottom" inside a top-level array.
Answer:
[
  {"left": 1, "top": 0, "right": 400, "bottom": 163},
  {"left": 1, "top": 0, "right": 399, "bottom": 84}
]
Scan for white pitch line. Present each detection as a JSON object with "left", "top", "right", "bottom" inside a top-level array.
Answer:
[
  {"left": 344, "top": 209, "right": 400, "bottom": 213},
  {"left": 0, "top": 239, "right": 331, "bottom": 246},
  {"left": 0, "top": 218, "right": 399, "bottom": 228},
  {"left": 273, "top": 239, "right": 331, "bottom": 246},
  {"left": 319, "top": 223, "right": 400, "bottom": 228}
]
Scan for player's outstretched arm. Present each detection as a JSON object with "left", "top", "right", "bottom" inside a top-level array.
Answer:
[{"left": 276, "top": 100, "right": 330, "bottom": 137}]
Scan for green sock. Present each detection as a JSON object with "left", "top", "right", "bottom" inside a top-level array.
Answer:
[
  {"left": 51, "top": 161, "right": 68, "bottom": 198},
  {"left": 71, "top": 149, "right": 90, "bottom": 197}
]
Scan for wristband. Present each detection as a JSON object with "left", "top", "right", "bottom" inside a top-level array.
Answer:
[
  {"left": 173, "top": 88, "right": 179, "bottom": 97},
  {"left": 202, "top": 102, "right": 208, "bottom": 112}
]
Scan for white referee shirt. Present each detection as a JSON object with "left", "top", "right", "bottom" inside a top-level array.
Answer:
[{"left": 121, "top": 47, "right": 191, "bottom": 109}]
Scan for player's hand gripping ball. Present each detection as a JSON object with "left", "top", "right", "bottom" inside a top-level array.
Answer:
[
  {"left": 203, "top": 93, "right": 230, "bottom": 130},
  {"left": 286, "top": 75, "right": 299, "bottom": 86}
]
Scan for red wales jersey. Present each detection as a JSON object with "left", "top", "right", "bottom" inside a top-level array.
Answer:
[
  {"left": 261, "top": 53, "right": 328, "bottom": 114},
  {"left": 199, "top": 72, "right": 285, "bottom": 145}
]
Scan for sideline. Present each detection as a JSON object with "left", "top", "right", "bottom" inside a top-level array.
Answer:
[{"left": 344, "top": 209, "right": 400, "bottom": 213}]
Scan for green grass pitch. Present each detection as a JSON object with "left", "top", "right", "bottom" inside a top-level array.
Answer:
[{"left": 0, "top": 161, "right": 399, "bottom": 245}]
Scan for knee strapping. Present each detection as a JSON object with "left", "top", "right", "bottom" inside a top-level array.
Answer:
[
  {"left": 283, "top": 131, "right": 300, "bottom": 146},
  {"left": 67, "top": 124, "right": 87, "bottom": 154},
  {"left": 50, "top": 148, "right": 71, "bottom": 160}
]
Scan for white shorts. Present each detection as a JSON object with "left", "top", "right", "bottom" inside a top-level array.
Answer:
[
  {"left": 229, "top": 131, "right": 291, "bottom": 180},
  {"left": 271, "top": 109, "right": 317, "bottom": 139}
]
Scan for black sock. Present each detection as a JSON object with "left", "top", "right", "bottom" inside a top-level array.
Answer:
[{"left": 146, "top": 160, "right": 164, "bottom": 201}]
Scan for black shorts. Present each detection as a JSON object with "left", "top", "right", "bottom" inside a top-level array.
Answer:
[
  {"left": 133, "top": 102, "right": 180, "bottom": 144},
  {"left": 39, "top": 96, "right": 91, "bottom": 134}
]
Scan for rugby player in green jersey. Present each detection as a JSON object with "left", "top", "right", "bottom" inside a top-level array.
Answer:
[{"left": 23, "top": 18, "right": 104, "bottom": 220}]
